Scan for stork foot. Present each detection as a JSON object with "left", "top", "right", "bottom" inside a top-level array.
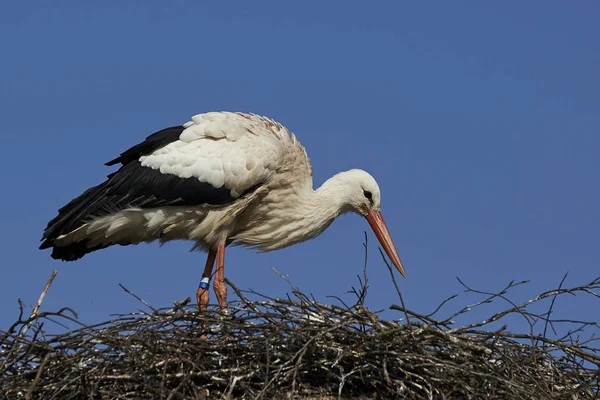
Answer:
[
  {"left": 213, "top": 279, "right": 228, "bottom": 314},
  {"left": 197, "top": 286, "right": 210, "bottom": 312}
]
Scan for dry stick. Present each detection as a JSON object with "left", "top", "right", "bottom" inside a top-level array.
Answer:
[
  {"left": 380, "top": 248, "right": 412, "bottom": 330},
  {"left": 449, "top": 278, "right": 595, "bottom": 334},
  {"left": 118, "top": 283, "right": 158, "bottom": 313},
  {"left": 225, "top": 278, "right": 278, "bottom": 325},
  {"left": 535, "top": 272, "right": 572, "bottom": 396},
  {"left": 540, "top": 271, "right": 569, "bottom": 342},
  {"left": 425, "top": 293, "right": 458, "bottom": 319},
  {"left": 444, "top": 278, "right": 529, "bottom": 325},
  {"left": 19, "top": 270, "right": 58, "bottom": 338},
  {"left": 330, "top": 235, "right": 371, "bottom": 312},
  {"left": 357, "top": 232, "right": 369, "bottom": 307},
  {"left": 25, "top": 352, "right": 50, "bottom": 400},
  {"left": 271, "top": 267, "right": 299, "bottom": 292}
]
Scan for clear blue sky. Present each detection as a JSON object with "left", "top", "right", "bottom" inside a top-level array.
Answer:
[{"left": 1, "top": 2, "right": 598, "bottom": 335}]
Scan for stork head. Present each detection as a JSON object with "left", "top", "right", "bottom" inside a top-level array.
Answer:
[{"left": 333, "top": 169, "right": 407, "bottom": 278}]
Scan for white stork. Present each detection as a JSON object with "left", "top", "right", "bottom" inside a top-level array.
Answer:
[{"left": 40, "top": 112, "right": 406, "bottom": 311}]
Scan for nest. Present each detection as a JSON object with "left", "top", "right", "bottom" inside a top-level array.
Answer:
[{"left": 1, "top": 262, "right": 599, "bottom": 399}]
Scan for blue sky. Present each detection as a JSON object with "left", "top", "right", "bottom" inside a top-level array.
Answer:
[{"left": 1, "top": 2, "right": 598, "bottom": 335}]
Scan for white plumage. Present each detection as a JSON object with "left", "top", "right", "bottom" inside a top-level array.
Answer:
[
  {"left": 141, "top": 113, "right": 290, "bottom": 197},
  {"left": 41, "top": 111, "right": 406, "bottom": 311}
]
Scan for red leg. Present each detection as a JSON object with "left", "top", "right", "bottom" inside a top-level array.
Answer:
[
  {"left": 212, "top": 243, "right": 228, "bottom": 313},
  {"left": 197, "top": 249, "right": 217, "bottom": 311}
]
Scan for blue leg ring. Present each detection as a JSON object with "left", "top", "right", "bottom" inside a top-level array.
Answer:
[{"left": 198, "top": 277, "right": 210, "bottom": 290}]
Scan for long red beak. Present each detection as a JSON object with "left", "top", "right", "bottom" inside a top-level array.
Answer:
[{"left": 366, "top": 210, "right": 406, "bottom": 278}]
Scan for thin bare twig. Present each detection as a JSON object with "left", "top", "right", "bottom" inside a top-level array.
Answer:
[
  {"left": 19, "top": 270, "right": 57, "bottom": 338},
  {"left": 540, "top": 272, "right": 569, "bottom": 342},
  {"left": 380, "top": 248, "right": 412, "bottom": 330},
  {"left": 118, "top": 283, "right": 157, "bottom": 313}
]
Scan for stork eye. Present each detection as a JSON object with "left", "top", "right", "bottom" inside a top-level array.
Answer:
[{"left": 363, "top": 190, "right": 373, "bottom": 202}]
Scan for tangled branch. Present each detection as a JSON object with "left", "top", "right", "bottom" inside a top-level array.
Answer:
[{"left": 1, "top": 258, "right": 599, "bottom": 399}]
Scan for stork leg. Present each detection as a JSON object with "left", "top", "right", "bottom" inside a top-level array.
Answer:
[
  {"left": 197, "top": 249, "right": 217, "bottom": 311},
  {"left": 213, "top": 243, "right": 228, "bottom": 313}
]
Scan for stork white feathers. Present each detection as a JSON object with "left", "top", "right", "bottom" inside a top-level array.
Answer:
[{"left": 40, "top": 112, "right": 406, "bottom": 311}]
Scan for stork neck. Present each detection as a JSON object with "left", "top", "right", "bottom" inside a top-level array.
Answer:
[
  {"left": 277, "top": 176, "right": 348, "bottom": 242},
  {"left": 235, "top": 173, "right": 351, "bottom": 251},
  {"left": 291, "top": 174, "right": 350, "bottom": 237},
  {"left": 313, "top": 176, "right": 349, "bottom": 215}
]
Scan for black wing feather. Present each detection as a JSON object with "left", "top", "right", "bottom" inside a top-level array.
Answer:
[
  {"left": 105, "top": 126, "right": 185, "bottom": 166},
  {"left": 40, "top": 125, "right": 253, "bottom": 261}
]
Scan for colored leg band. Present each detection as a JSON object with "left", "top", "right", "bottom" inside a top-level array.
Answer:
[{"left": 198, "top": 277, "right": 210, "bottom": 290}]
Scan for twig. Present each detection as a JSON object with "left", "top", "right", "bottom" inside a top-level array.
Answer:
[
  {"left": 540, "top": 272, "right": 569, "bottom": 342},
  {"left": 380, "top": 248, "right": 412, "bottom": 330},
  {"left": 118, "top": 283, "right": 157, "bottom": 313},
  {"left": 25, "top": 353, "right": 50, "bottom": 399},
  {"left": 19, "top": 270, "right": 57, "bottom": 338}
]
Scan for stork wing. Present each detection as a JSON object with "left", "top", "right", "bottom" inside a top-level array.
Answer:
[
  {"left": 137, "top": 112, "right": 288, "bottom": 200},
  {"left": 41, "top": 112, "right": 291, "bottom": 251}
]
